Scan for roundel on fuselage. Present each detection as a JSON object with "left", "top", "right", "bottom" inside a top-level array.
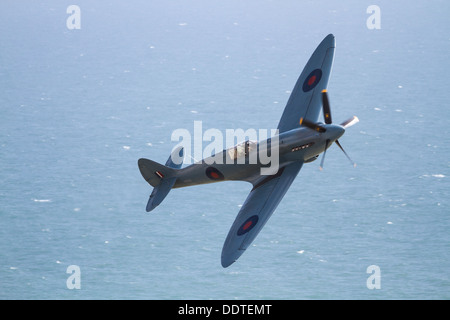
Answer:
[
  {"left": 205, "top": 166, "right": 224, "bottom": 181},
  {"left": 302, "top": 69, "right": 322, "bottom": 92}
]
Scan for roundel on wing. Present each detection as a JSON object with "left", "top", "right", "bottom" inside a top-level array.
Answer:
[
  {"left": 237, "top": 215, "right": 259, "bottom": 236},
  {"left": 206, "top": 167, "right": 224, "bottom": 181},
  {"left": 302, "top": 69, "right": 322, "bottom": 92}
]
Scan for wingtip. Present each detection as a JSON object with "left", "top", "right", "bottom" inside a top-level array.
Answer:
[
  {"left": 221, "top": 255, "right": 235, "bottom": 268},
  {"left": 323, "top": 33, "right": 336, "bottom": 48},
  {"left": 221, "top": 249, "right": 243, "bottom": 268}
]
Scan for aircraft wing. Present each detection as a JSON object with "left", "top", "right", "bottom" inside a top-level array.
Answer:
[
  {"left": 277, "top": 34, "right": 335, "bottom": 133},
  {"left": 221, "top": 161, "right": 303, "bottom": 267}
]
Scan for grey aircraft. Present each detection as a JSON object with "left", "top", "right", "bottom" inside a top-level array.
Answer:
[{"left": 138, "top": 34, "right": 358, "bottom": 267}]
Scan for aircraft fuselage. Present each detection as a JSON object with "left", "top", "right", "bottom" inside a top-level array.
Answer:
[{"left": 172, "top": 123, "right": 345, "bottom": 188}]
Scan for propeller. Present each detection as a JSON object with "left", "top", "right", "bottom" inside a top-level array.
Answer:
[
  {"left": 335, "top": 139, "right": 357, "bottom": 168},
  {"left": 299, "top": 89, "right": 358, "bottom": 170},
  {"left": 322, "top": 90, "right": 332, "bottom": 124},
  {"left": 319, "top": 139, "right": 330, "bottom": 170},
  {"left": 340, "top": 115, "right": 359, "bottom": 129},
  {"left": 299, "top": 117, "right": 326, "bottom": 132}
]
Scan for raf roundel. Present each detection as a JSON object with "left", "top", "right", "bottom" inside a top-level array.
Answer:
[
  {"left": 237, "top": 215, "right": 259, "bottom": 236},
  {"left": 302, "top": 69, "right": 322, "bottom": 92},
  {"left": 206, "top": 167, "right": 224, "bottom": 181}
]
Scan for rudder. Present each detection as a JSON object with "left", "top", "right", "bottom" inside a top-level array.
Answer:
[{"left": 138, "top": 147, "right": 184, "bottom": 212}]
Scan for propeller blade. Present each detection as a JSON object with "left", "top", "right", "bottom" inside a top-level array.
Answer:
[
  {"left": 299, "top": 117, "right": 326, "bottom": 132},
  {"left": 340, "top": 116, "right": 359, "bottom": 129},
  {"left": 322, "top": 90, "right": 332, "bottom": 124},
  {"left": 335, "top": 139, "right": 356, "bottom": 167},
  {"left": 319, "top": 139, "right": 330, "bottom": 170}
]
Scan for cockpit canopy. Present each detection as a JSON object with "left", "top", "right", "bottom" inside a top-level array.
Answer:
[{"left": 227, "top": 140, "right": 257, "bottom": 160}]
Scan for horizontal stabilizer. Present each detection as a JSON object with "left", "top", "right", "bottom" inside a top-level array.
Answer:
[{"left": 146, "top": 176, "right": 177, "bottom": 212}]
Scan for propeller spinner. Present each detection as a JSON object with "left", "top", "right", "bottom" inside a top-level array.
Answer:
[{"left": 300, "top": 90, "right": 358, "bottom": 170}]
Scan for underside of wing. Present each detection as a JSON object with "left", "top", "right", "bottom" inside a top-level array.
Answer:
[
  {"left": 221, "top": 161, "right": 303, "bottom": 268},
  {"left": 277, "top": 34, "right": 335, "bottom": 133}
]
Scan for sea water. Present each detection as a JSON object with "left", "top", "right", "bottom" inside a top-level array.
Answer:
[{"left": 0, "top": 0, "right": 449, "bottom": 299}]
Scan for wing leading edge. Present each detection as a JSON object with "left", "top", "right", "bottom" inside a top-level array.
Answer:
[
  {"left": 221, "top": 161, "right": 304, "bottom": 268},
  {"left": 277, "top": 34, "right": 335, "bottom": 133}
]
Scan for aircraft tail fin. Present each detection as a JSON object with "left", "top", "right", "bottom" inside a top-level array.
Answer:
[{"left": 138, "top": 147, "right": 184, "bottom": 212}]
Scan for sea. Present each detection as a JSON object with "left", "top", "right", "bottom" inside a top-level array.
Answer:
[{"left": 0, "top": 0, "right": 449, "bottom": 300}]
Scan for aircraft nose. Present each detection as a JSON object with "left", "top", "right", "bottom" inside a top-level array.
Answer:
[{"left": 327, "top": 124, "right": 345, "bottom": 141}]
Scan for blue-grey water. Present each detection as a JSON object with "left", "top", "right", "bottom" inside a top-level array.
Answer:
[{"left": 1, "top": 0, "right": 449, "bottom": 299}]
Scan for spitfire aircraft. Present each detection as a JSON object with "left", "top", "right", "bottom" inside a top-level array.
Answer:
[{"left": 138, "top": 34, "right": 359, "bottom": 268}]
